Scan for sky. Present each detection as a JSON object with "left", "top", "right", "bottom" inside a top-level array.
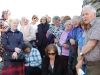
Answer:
[{"left": 0, "top": 0, "right": 83, "bottom": 22}]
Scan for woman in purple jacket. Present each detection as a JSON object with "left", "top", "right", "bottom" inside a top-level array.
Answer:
[
  {"left": 1, "top": 18, "right": 25, "bottom": 75},
  {"left": 59, "top": 20, "right": 73, "bottom": 75}
]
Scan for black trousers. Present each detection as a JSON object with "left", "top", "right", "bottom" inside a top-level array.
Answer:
[{"left": 25, "top": 66, "right": 41, "bottom": 75}]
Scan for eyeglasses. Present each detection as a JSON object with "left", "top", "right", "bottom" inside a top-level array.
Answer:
[{"left": 48, "top": 53, "right": 56, "bottom": 55}]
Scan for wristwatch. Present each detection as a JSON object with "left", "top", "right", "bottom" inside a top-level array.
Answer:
[{"left": 80, "top": 52, "right": 83, "bottom": 56}]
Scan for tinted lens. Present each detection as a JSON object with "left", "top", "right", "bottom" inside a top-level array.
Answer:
[{"left": 48, "top": 53, "right": 55, "bottom": 55}]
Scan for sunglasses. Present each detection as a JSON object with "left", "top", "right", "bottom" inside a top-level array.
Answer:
[{"left": 48, "top": 53, "right": 56, "bottom": 55}]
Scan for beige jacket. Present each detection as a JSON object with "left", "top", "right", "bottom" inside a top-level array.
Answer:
[{"left": 20, "top": 25, "right": 35, "bottom": 41}]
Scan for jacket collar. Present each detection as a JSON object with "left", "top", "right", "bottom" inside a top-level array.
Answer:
[{"left": 6, "top": 28, "right": 19, "bottom": 33}]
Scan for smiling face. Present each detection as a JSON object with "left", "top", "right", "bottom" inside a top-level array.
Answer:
[
  {"left": 66, "top": 22, "right": 73, "bottom": 31},
  {"left": 72, "top": 18, "right": 79, "bottom": 27},
  {"left": 10, "top": 19, "right": 19, "bottom": 30},
  {"left": 3, "top": 12, "right": 10, "bottom": 20},
  {"left": 22, "top": 17, "right": 29, "bottom": 25},
  {"left": 41, "top": 17, "right": 47, "bottom": 24},
  {"left": 82, "top": 8, "right": 96, "bottom": 25}
]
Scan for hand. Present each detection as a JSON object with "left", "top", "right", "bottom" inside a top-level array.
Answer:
[
  {"left": 70, "top": 39, "right": 75, "bottom": 45},
  {"left": 77, "top": 55, "right": 83, "bottom": 61},
  {"left": 24, "top": 37, "right": 28, "bottom": 41},
  {"left": 62, "top": 44, "right": 69, "bottom": 49},
  {"left": 76, "top": 60, "right": 83, "bottom": 73},
  {"left": 36, "top": 30, "right": 38, "bottom": 33},
  {"left": 54, "top": 39, "right": 58, "bottom": 43},
  {"left": 36, "top": 40, "right": 38, "bottom": 42},
  {"left": 25, "top": 64, "right": 29, "bottom": 66},
  {"left": 12, "top": 52, "right": 18, "bottom": 59},
  {"left": 15, "top": 47, "right": 21, "bottom": 54}
]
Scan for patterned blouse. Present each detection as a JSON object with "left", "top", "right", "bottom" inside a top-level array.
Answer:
[{"left": 47, "top": 24, "right": 64, "bottom": 41}]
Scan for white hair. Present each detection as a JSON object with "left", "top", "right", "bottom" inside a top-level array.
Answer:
[
  {"left": 65, "top": 20, "right": 72, "bottom": 25},
  {"left": 72, "top": 16, "right": 80, "bottom": 22},
  {"left": 82, "top": 4, "right": 96, "bottom": 13}
]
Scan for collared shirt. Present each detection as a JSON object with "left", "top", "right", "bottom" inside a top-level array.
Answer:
[
  {"left": 84, "top": 18, "right": 100, "bottom": 61},
  {"left": 24, "top": 48, "right": 42, "bottom": 68}
]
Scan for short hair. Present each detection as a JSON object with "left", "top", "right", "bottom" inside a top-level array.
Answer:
[
  {"left": 65, "top": 20, "right": 72, "bottom": 26},
  {"left": 8, "top": 18, "right": 19, "bottom": 27},
  {"left": 82, "top": 4, "right": 96, "bottom": 14},
  {"left": 45, "top": 44, "right": 58, "bottom": 56},
  {"left": 32, "top": 15, "right": 39, "bottom": 22},
  {"left": 20, "top": 17, "right": 29, "bottom": 23},
  {"left": 72, "top": 16, "right": 80, "bottom": 22},
  {"left": 62, "top": 16, "right": 71, "bottom": 23},
  {"left": 2, "top": 9, "right": 11, "bottom": 18},
  {"left": 40, "top": 16, "right": 47, "bottom": 23},
  {"left": 22, "top": 42, "right": 32, "bottom": 51},
  {"left": 52, "top": 16, "right": 60, "bottom": 23}
]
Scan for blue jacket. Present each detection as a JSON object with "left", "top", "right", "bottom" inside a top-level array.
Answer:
[{"left": 2, "top": 28, "right": 24, "bottom": 65}]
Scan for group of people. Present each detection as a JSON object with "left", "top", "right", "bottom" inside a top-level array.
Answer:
[{"left": 0, "top": 4, "right": 100, "bottom": 75}]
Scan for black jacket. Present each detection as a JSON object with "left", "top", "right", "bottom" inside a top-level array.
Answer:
[
  {"left": 36, "top": 23, "right": 49, "bottom": 46},
  {"left": 41, "top": 55, "right": 64, "bottom": 75}
]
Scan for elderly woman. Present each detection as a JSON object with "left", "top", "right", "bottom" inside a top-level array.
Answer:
[
  {"left": 29, "top": 15, "right": 39, "bottom": 47},
  {"left": 66, "top": 16, "right": 83, "bottom": 75},
  {"left": 36, "top": 16, "right": 49, "bottom": 57},
  {"left": 76, "top": 19, "right": 87, "bottom": 75},
  {"left": 1, "top": 18, "right": 24, "bottom": 75},
  {"left": 0, "top": 9, "right": 11, "bottom": 74},
  {"left": 47, "top": 16, "right": 64, "bottom": 44},
  {"left": 23, "top": 42, "right": 42, "bottom": 75},
  {"left": 59, "top": 20, "right": 73, "bottom": 75},
  {"left": 20, "top": 17, "right": 35, "bottom": 43},
  {"left": 41, "top": 44, "right": 64, "bottom": 75}
]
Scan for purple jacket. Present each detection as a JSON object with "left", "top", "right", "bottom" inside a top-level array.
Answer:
[{"left": 59, "top": 30, "right": 69, "bottom": 56}]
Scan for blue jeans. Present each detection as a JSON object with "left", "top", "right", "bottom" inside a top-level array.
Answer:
[{"left": 82, "top": 64, "right": 86, "bottom": 75}]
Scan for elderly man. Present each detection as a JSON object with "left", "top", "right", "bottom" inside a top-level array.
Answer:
[{"left": 78, "top": 5, "right": 100, "bottom": 75}]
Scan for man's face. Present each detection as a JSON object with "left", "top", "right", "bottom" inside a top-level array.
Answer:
[{"left": 82, "top": 8, "right": 96, "bottom": 24}]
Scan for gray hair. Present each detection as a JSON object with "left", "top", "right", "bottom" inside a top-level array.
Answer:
[
  {"left": 20, "top": 17, "right": 29, "bottom": 22},
  {"left": 52, "top": 16, "right": 60, "bottom": 23},
  {"left": 82, "top": 4, "right": 96, "bottom": 14},
  {"left": 72, "top": 16, "right": 80, "bottom": 22},
  {"left": 2, "top": 9, "right": 11, "bottom": 17},
  {"left": 65, "top": 20, "right": 72, "bottom": 26}
]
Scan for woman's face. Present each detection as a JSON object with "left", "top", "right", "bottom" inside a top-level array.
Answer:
[
  {"left": 24, "top": 47, "right": 31, "bottom": 54},
  {"left": 48, "top": 49, "right": 56, "bottom": 59},
  {"left": 22, "top": 17, "right": 29, "bottom": 25},
  {"left": 10, "top": 19, "right": 19, "bottom": 30},
  {"left": 41, "top": 17, "right": 47, "bottom": 24},
  {"left": 3, "top": 12, "right": 10, "bottom": 20},
  {"left": 32, "top": 17, "right": 38, "bottom": 23},
  {"left": 72, "top": 19, "right": 79, "bottom": 27},
  {"left": 66, "top": 22, "right": 73, "bottom": 30},
  {"left": 81, "top": 24, "right": 85, "bottom": 30},
  {"left": 54, "top": 20, "right": 60, "bottom": 27}
]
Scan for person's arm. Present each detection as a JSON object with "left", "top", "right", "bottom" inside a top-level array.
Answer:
[
  {"left": 17, "top": 33, "right": 24, "bottom": 49},
  {"left": 59, "top": 32, "right": 64, "bottom": 46},
  {"left": 41, "top": 57, "right": 48, "bottom": 75},
  {"left": 82, "top": 39, "right": 97, "bottom": 55},
  {"left": 78, "top": 46, "right": 81, "bottom": 57},
  {"left": 54, "top": 56, "right": 64, "bottom": 75},
  {"left": 2, "top": 33, "right": 15, "bottom": 51},
  {"left": 33, "top": 48, "right": 42, "bottom": 67}
]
